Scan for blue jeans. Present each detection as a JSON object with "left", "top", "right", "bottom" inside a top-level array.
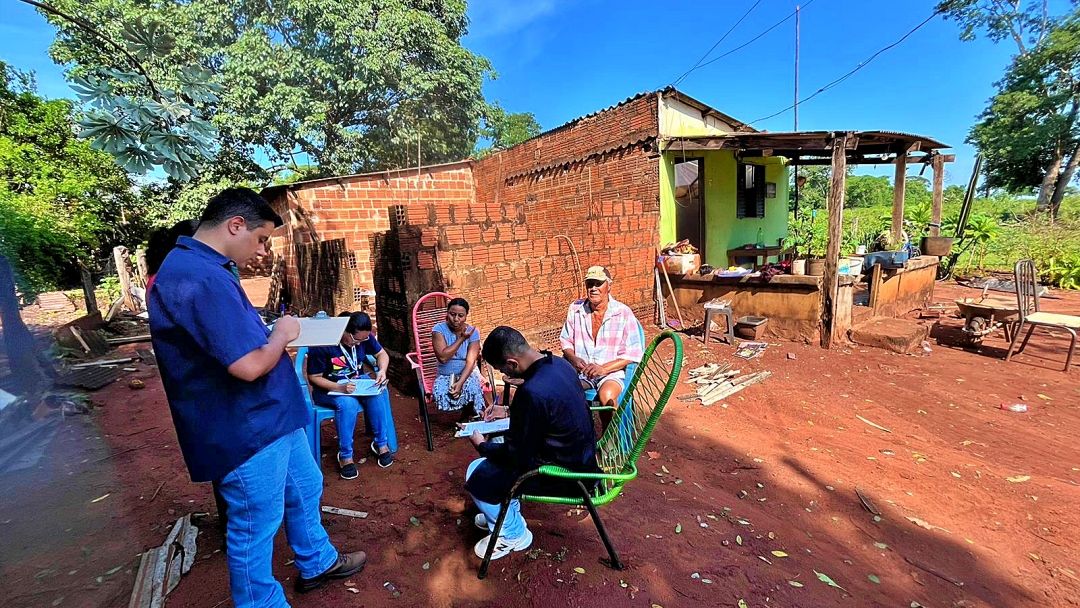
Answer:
[
  {"left": 313, "top": 389, "right": 398, "bottom": 459},
  {"left": 466, "top": 457, "right": 527, "bottom": 540},
  {"left": 217, "top": 428, "right": 339, "bottom": 608}
]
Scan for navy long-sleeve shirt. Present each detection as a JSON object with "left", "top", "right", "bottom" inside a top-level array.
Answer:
[{"left": 477, "top": 354, "right": 600, "bottom": 476}]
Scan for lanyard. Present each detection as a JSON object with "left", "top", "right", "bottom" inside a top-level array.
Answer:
[{"left": 339, "top": 343, "right": 359, "bottom": 374}]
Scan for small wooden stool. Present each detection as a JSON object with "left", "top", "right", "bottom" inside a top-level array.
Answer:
[{"left": 703, "top": 306, "right": 735, "bottom": 345}]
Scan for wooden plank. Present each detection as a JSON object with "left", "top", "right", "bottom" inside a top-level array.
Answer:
[
  {"left": 821, "top": 133, "right": 849, "bottom": 348},
  {"left": 891, "top": 154, "right": 907, "bottom": 247},
  {"left": 79, "top": 261, "right": 99, "bottom": 315},
  {"left": 931, "top": 154, "right": 945, "bottom": 236},
  {"left": 869, "top": 263, "right": 883, "bottom": 315},
  {"left": 321, "top": 505, "right": 369, "bottom": 519},
  {"left": 107, "top": 334, "right": 152, "bottom": 345}
]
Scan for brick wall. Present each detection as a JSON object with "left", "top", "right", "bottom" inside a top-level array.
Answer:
[
  {"left": 265, "top": 162, "right": 474, "bottom": 314},
  {"left": 398, "top": 92, "right": 662, "bottom": 349},
  {"left": 263, "top": 92, "right": 663, "bottom": 367}
]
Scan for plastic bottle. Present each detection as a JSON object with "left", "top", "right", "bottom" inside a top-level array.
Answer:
[
  {"left": 1000, "top": 403, "right": 1028, "bottom": 413},
  {"left": 756, "top": 227, "right": 765, "bottom": 248}
]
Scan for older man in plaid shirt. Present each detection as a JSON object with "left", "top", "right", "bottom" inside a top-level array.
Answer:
[{"left": 560, "top": 266, "right": 644, "bottom": 428}]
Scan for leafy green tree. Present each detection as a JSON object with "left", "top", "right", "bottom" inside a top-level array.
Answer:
[
  {"left": 973, "top": 17, "right": 1080, "bottom": 217},
  {"left": 0, "top": 61, "right": 142, "bottom": 297},
  {"left": 475, "top": 102, "right": 541, "bottom": 157},
  {"left": 939, "top": 1, "right": 1080, "bottom": 216},
  {"left": 845, "top": 175, "right": 892, "bottom": 208},
  {"left": 937, "top": 0, "right": 1053, "bottom": 55},
  {"left": 789, "top": 166, "right": 833, "bottom": 210},
  {"left": 40, "top": 0, "right": 494, "bottom": 178}
]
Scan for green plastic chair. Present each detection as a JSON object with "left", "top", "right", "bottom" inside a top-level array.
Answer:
[{"left": 477, "top": 331, "right": 684, "bottom": 579}]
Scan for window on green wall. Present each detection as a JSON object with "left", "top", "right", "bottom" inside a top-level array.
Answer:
[{"left": 737, "top": 163, "right": 765, "bottom": 219}]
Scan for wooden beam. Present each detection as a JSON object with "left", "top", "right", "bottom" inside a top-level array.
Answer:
[
  {"left": 930, "top": 154, "right": 945, "bottom": 237},
  {"left": 891, "top": 154, "right": 907, "bottom": 247},
  {"left": 78, "top": 261, "right": 98, "bottom": 315},
  {"left": 788, "top": 154, "right": 956, "bottom": 166},
  {"left": 821, "top": 133, "right": 849, "bottom": 349}
]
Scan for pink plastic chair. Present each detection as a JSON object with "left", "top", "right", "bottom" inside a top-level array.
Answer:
[{"left": 405, "top": 292, "right": 495, "bottom": 451}]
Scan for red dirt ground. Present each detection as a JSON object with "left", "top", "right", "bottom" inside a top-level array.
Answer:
[{"left": 2, "top": 281, "right": 1078, "bottom": 608}]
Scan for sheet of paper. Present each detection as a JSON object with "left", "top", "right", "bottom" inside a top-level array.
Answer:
[
  {"left": 454, "top": 418, "right": 510, "bottom": 438},
  {"left": 328, "top": 377, "right": 384, "bottom": 397},
  {"left": 287, "top": 317, "right": 350, "bottom": 347}
]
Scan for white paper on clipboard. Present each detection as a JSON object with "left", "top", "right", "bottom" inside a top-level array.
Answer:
[
  {"left": 454, "top": 418, "right": 510, "bottom": 438},
  {"left": 286, "top": 317, "right": 350, "bottom": 348}
]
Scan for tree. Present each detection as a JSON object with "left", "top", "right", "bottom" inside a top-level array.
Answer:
[
  {"left": 969, "top": 16, "right": 1080, "bottom": 216},
  {"left": 845, "top": 175, "right": 892, "bottom": 208},
  {"left": 475, "top": 102, "right": 541, "bottom": 157},
  {"left": 40, "top": 0, "right": 494, "bottom": 178},
  {"left": 937, "top": 0, "right": 1053, "bottom": 55},
  {"left": 789, "top": 166, "right": 833, "bottom": 210},
  {"left": 0, "top": 61, "right": 142, "bottom": 297}
]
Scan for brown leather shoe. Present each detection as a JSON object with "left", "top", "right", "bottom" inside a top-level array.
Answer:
[{"left": 295, "top": 550, "right": 367, "bottom": 593}]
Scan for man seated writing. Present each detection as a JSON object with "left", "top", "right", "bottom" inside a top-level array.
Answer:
[
  {"left": 560, "top": 266, "right": 644, "bottom": 425},
  {"left": 463, "top": 326, "right": 600, "bottom": 560}
]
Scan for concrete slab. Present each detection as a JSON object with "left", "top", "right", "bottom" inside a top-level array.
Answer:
[{"left": 848, "top": 316, "right": 929, "bottom": 354}]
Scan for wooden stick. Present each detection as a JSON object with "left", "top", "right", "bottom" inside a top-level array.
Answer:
[
  {"left": 657, "top": 257, "right": 684, "bottom": 328},
  {"left": 89, "top": 443, "right": 148, "bottom": 464},
  {"left": 150, "top": 480, "right": 167, "bottom": 502},
  {"left": 856, "top": 414, "right": 892, "bottom": 433},
  {"left": 904, "top": 556, "right": 964, "bottom": 587}
]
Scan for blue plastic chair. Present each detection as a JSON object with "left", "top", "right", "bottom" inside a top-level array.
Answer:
[{"left": 295, "top": 346, "right": 378, "bottom": 464}]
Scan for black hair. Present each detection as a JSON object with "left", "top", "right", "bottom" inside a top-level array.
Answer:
[
  {"left": 344, "top": 311, "right": 373, "bottom": 333},
  {"left": 199, "top": 187, "right": 283, "bottom": 229},
  {"left": 447, "top": 297, "right": 470, "bottom": 313},
  {"left": 146, "top": 219, "right": 200, "bottom": 275},
  {"left": 482, "top": 326, "right": 530, "bottom": 366}
]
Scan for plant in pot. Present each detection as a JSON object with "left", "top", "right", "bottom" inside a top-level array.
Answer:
[{"left": 787, "top": 209, "right": 813, "bottom": 275}]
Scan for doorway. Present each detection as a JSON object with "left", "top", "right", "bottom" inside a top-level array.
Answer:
[{"left": 673, "top": 157, "right": 705, "bottom": 258}]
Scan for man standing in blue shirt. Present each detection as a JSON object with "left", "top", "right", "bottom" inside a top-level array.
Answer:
[
  {"left": 148, "top": 188, "right": 366, "bottom": 607},
  {"left": 464, "top": 326, "right": 601, "bottom": 561}
]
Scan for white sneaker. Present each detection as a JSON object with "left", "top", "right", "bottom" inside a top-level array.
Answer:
[
  {"left": 474, "top": 513, "right": 489, "bottom": 530},
  {"left": 473, "top": 528, "right": 533, "bottom": 560}
]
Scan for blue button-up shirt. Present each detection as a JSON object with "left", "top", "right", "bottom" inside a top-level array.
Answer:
[{"left": 148, "top": 236, "right": 308, "bottom": 482}]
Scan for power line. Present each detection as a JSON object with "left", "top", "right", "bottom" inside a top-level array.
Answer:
[
  {"left": 671, "top": 0, "right": 763, "bottom": 87},
  {"left": 749, "top": 10, "right": 940, "bottom": 125},
  {"left": 691, "top": 0, "right": 815, "bottom": 76}
]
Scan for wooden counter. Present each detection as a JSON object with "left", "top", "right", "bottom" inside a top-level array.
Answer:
[{"left": 668, "top": 271, "right": 856, "bottom": 344}]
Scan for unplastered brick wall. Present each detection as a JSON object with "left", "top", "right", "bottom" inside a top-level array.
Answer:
[
  {"left": 397, "top": 92, "right": 662, "bottom": 349},
  {"left": 265, "top": 162, "right": 474, "bottom": 312}
]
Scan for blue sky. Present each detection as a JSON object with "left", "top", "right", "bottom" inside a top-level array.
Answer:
[{"left": 1, "top": 0, "right": 1061, "bottom": 185}]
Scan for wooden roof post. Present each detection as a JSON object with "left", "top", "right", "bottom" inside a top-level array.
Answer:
[
  {"left": 930, "top": 153, "right": 944, "bottom": 237},
  {"left": 891, "top": 152, "right": 907, "bottom": 246},
  {"left": 821, "top": 132, "right": 849, "bottom": 348}
]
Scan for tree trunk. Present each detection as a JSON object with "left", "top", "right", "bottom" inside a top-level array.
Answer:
[
  {"left": 1049, "top": 141, "right": 1080, "bottom": 219},
  {"left": 1036, "top": 145, "right": 1064, "bottom": 212},
  {"left": 0, "top": 254, "right": 50, "bottom": 397},
  {"left": 113, "top": 246, "right": 137, "bottom": 312}
]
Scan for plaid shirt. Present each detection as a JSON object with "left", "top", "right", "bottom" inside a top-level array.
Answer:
[{"left": 559, "top": 296, "right": 644, "bottom": 365}]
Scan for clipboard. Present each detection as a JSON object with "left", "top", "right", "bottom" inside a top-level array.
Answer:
[
  {"left": 283, "top": 317, "right": 350, "bottom": 348},
  {"left": 454, "top": 418, "right": 510, "bottom": 437},
  {"left": 328, "top": 377, "right": 384, "bottom": 397}
]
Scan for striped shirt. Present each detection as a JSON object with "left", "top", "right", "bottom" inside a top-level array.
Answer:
[{"left": 559, "top": 296, "right": 644, "bottom": 365}]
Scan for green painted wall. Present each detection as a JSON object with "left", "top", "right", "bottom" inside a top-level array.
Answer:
[{"left": 660, "top": 151, "right": 790, "bottom": 268}]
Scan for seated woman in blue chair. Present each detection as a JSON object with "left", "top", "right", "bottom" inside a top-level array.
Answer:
[{"left": 306, "top": 312, "right": 398, "bottom": 479}]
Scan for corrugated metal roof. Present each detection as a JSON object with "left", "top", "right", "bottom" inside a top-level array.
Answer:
[{"left": 663, "top": 130, "right": 950, "bottom": 152}]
